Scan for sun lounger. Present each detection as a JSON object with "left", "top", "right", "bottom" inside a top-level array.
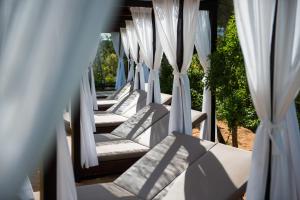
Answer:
[
  {"left": 64, "top": 90, "right": 172, "bottom": 133},
  {"left": 77, "top": 133, "right": 251, "bottom": 200},
  {"left": 73, "top": 103, "right": 207, "bottom": 179},
  {"left": 97, "top": 82, "right": 134, "bottom": 110}
]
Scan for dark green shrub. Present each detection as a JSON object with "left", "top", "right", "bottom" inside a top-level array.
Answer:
[
  {"left": 92, "top": 35, "right": 117, "bottom": 89},
  {"left": 160, "top": 54, "right": 204, "bottom": 111},
  {"left": 207, "top": 15, "right": 259, "bottom": 147}
]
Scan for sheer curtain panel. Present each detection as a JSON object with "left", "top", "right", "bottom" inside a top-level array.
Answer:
[
  {"left": 0, "top": 0, "right": 114, "bottom": 197},
  {"left": 126, "top": 20, "right": 145, "bottom": 90},
  {"left": 153, "top": 0, "right": 200, "bottom": 135},
  {"left": 89, "top": 65, "right": 98, "bottom": 110},
  {"left": 234, "top": 0, "right": 300, "bottom": 199},
  {"left": 112, "top": 32, "right": 126, "bottom": 90},
  {"left": 195, "top": 11, "right": 213, "bottom": 140},
  {"left": 80, "top": 70, "right": 98, "bottom": 168},
  {"left": 131, "top": 7, "right": 163, "bottom": 104},
  {"left": 18, "top": 177, "right": 34, "bottom": 200},
  {"left": 121, "top": 28, "right": 135, "bottom": 82},
  {"left": 120, "top": 28, "right": 132, "bottom": 81},
  {"left": 57, "top": 119, "right": 77, "bottom": 200}
]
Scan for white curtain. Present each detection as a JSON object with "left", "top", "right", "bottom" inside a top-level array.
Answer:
[
  {"left": 131, "top": 7, "right": 163, "bottom": 104},
  {"left": 89, "top": 65, "right": 98, "bottom": 110},
  {"left": 18, "top": 177, "right": 34, "bottom": 200},
  {"left": 234, "top": 0, "right": 300, "bottom": 199},
  {"left": 121, "top": 27, "right": 135, "bottom": 82},
  {"left": 127, "top": 59, "right": 135, "bottom": 82},
  {"left": 120, "top": 28, "right": 132, "bottom": 82},
  {"left": 143, "top": 62, "right": 150, "bottom": 83},
  {"left": 0, "top": 0, "right": 114, "bottom": 197},
  {"left": 56, "top": 119, "right": 77, "bottom": 200},
  {"left": 80, "top": 70, "right": 98, "bottom": 168},
  {"left": 153, "top": 0, "right": 200, "bottom": 135},
  {"left": 126, "top": 20, "right": 145, "bottom": 90},
  {"left": 111, "top": 32, "right": 126, "bottom": 90},
  {"left": 195, "top": 11, "right": 213, "bottom": 140}
]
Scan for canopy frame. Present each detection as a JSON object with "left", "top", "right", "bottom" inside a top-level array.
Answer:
[{"left": 41, "top": 1, "right": 219, "bottom": 199}]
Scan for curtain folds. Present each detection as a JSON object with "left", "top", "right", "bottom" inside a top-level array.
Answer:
[
  {"left": 80, "top": 70, "right": 98, "bottom": 168},
  {"left": 127, "top": 59, "right": 135, "bottom": 82},
  {"left": 18, "top": 177, "right": 34, "bottom": 200},
  {"left": 0, "top": 0, "right": 114, "bottom": 197},
  {"left": 143, "top": 63, "right": 150, "bottom": 83},
  {"left": 89, "top": 65, "right": 98, "bottom": 111},
  {"left": 234, "top": 0, "right": 300, "bottom": 199},
  {"left": 195, "top": 11, "right": 212, "bottom": 140},
  {"left": 120, "top": 28, "right": 132, "bottom": 82},
  {"left": 153, "top": 0, "right": 200, "bottom": 135},
  {"left": 126, "top": 20, "right": 145, "bottom": 90},
  {"left": 131, "top": 7, "right": 163, "bottom": 104},
  {"left": 57, "top": 119, "right": 77, "bottom": 200},
  {"left": 112, "top": 32, "right": 126, "bottom": 90}
]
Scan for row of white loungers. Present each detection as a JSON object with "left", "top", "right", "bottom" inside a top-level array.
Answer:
[
  {"left": 64, "top": 89, "right": 172, "bottom": 133},
  {"left": 71, "top": 103, "right": 207, "bottom": 179},
  {"left": 97, "top": 82, "right": 134, "bottom": 111},
  {"left": 77, "top": 133, "right": 251, "bottom": 200}
]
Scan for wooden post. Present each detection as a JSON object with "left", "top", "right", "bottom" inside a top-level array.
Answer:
[
  {"left": 265, "top": 0, "right": 278, "bottom": 198},
  {"left": 71, "top": 88, "right": 83, "bottom": 182},
  {"left": 137, "top": 45, "right": 141, "bottom": 89},
  {"left": 208, "top": 0, "right": 218, "bottom": 142},
  {"left": 176, "top": 0, "right": 184, "bottom": 71},
  {"left": 40, "top": 133, "right": 57, "bottom": 200},
  {"left": 151, "top": 9, "right": 156, "bottom": 103}
]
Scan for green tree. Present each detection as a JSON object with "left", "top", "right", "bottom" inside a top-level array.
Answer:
[
  {"left": 92, "top": 34, "right": 118, "bottom": 90},
  {"left": 207, "top": 15, "right": 259, "bottom": 147},
  {"left": 160, "top": 54, "right": 204, "bottom": 111}
]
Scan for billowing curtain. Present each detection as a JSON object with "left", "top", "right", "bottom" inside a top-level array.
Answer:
[
  {"left": 89, "top": 65, "right": 98, "bottom": 110},
  {"left": 80, "top": 70, "right": 98, "bottom": 168},
  {"left": 126, "top": 20, "right": 145, "bottom": 90},
  {"left": 131, "top": 7, "right": 163, "bottom": 104},
  {"left": 234, "top": 0, "right": 300, "bottom": 199},
  {"left": 153, "top": 0, "right": 200, "bottom": 135},
  {"left": 121, "top": 28, "right": 135, "bottom": 82},
  {"left": 111, "top": 32, "right": 126, "bottom": 90},
  {"left": 57, "top": 119, "right": 77, "bottom": 200},
  {"left": 195, "top": 11, "right": 213, "bottom": 140},
  {"left": 0, "top": 0, "right": 114, "bottom": 198},
  {"left": 120, "top": 28, "right": 132, "bottom": 82}
]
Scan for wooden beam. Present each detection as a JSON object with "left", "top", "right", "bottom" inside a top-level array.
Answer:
[
  {"left": 266, "top": 0, "right": 278, "bottom": 198},
  {"left": 40, "top": 134, "right": 57, "bottom": 200},
  {"left": 199, "top": 0, "right": 218, "bottom": 10},
  {"left": 151, "top": 9, "right": 156, "bottom": 103},
  {"left": 71, "top": 88, "right": 83, "bottom": 182},
  {"left": 209, "top": 0, "right": 218, "bottom": 142},
  {"left": 176, "top": 0, "right": 184, "bottom": 71},
  {"left": 121, "top": 0, "right": 152, "bottom": 8}
]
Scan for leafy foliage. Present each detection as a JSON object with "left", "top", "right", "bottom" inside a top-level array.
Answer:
[
  {"left": 92, "top": 35, "right": 117, "bottom": 89},
  {"left": 207, "top": 15, "right": 259, "bottom": 132},
  {"left": 159, "top": 54, "right": 205, "bottom": 111}
]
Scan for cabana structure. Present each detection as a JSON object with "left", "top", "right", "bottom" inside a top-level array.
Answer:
[{"left": 1, "top": 0, "right": 299, "bottom": 200}]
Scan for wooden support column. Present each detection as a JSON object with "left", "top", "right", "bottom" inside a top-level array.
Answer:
[
  {"left": 208, "top": 0, "right": 218, "bottom": 142},
  {"left": 71, "top": 88, "right": 83, "bottom": 182},
  {"left": 137, "top": 45, "right": 141, "bottom": 89},
  {"left": 265, "top": 0, "right": 278, "bottom": 198},
  {"left": 176, "top": 0, "right": 184, "bottom": 71},
  {"left": 151, "top": 9, "right": 156, "bottom": 103},
  {"left": 40, "top": 133, "right": 57, "bottom": 200}
]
